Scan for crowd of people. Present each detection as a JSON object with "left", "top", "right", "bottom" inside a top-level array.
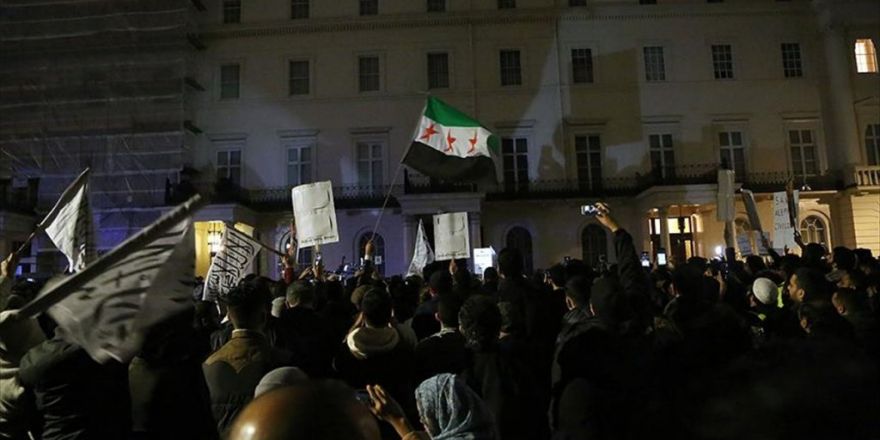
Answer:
[{"left": 1, "top": 203, "right": 878, "bottom": 440}]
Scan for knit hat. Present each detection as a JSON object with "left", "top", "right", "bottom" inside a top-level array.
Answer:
[{"left": 752, "top": 277, "right": 778, "bottom": 305}]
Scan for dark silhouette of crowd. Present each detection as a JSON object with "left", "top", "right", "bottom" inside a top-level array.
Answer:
[{"left": 1, "top": 203, "right": 878, "bottom": 440}]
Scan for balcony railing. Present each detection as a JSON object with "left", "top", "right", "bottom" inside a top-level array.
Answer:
[
  {"left": 847, "top": 165, "right": 880, "bottom": 188},
  {"left": 164, "top": 164, "right": 850, "bottom": 211}
]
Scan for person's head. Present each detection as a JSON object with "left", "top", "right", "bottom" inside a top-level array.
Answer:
[
  {"left": 854, "top": 248, "right": 875, "bottom": 272},
  {"left": 744, "top": 255, "right": 767, "bottom": 276},
  {"left": 831, "top": 247, "right": 857, "bottom": 272},
  {"left": 789, "top": 268, "right": 832, "bottom": 304},
  {"left": 796, "top": 300, "right": 838, "bottom": 335},
  {"left": 563, "top": 275, "right": 591, "bottom": 311},
  {"left": 498, "top": 248, "right": 524, "bottom": 279},
  {"left": 672, "top": 263, "right": 705, "bottom": 300},
  {"left": 547, "top": 264, "right": 566, "bottom": 289},
  {"left": 831, "top": 288, "right": 868, "bottom": 317},
  {"left": 590, "top": 277, "right": 623, "bottom": 326},
  {"left": 458, "top": 295, "right": 501, "bottom": 350},
  {"left": 360, "top": 288, "right": 392, "bottom": 328},
  {"left": 435, "top": 293, "right": 463, "bottom": 329},
  {"left": 750, "top": 277, "right": 778, "bottom": 308},
  {"left": 802, "top": 243, "right": 827, "bottom": 267},
  {"left": 286, "top": 280, "right": 315, "bottom": 308},
  {"left": 414, "top": 374, "right": 497, "bottom": 439},
  {"left": 220, "top": 281, "right": 271, "bottom": 331},
  {"left": 482, "top": 267, "right": 499, "bottom": 284},
  {"left": 228, "top": 380, "right": 381, "bottom": 440},
  {"left": 428, "top": 270, "right": 454, "bottom": 297},
  {"left": 254, "top": 367, "right": 309, "bottom": 397}
]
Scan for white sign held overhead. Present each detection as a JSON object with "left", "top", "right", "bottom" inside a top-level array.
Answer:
[
  {"left": 291, "top": 181, "right": 339, "bottom": 247},
  {"left": 736, "top": 231, "right": 753, "bottom": 256},
  {"left": 473, "top": 247, "right": 497, "bottom": 278},
  {"left": 716, "top": 169, "right": 736, "bottom": 222},
  {"left": 434, "top": 212, "right": 470, "bottom": 261}
]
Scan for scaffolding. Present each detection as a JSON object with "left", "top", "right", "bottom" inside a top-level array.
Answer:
[{"left": 0, "top": 0, "right": 201, "bottom": 257}]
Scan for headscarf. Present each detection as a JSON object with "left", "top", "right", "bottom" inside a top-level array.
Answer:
[{"left": 415, "top": 374, "right": 497, "bottom": 440}]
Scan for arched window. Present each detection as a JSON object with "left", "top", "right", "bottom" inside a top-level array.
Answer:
[
  {"left": 358, "top": 232, "right": 386, "bottom": 276},
  {"left": 581, "top": 224, "right": 607, "bottom": 267},
  {"left": 800, "top": 216, "right": 828, "bottom": 246},
  {"left": 505, "top": 227, "right": 533, "bottom": 275},
  {"left": 866, "top": 124, "right": 880, "bottom": 166}
]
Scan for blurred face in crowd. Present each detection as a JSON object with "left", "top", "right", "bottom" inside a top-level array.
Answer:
[{"left": 788, "top": 273, "right": 805, "bottom": 304}]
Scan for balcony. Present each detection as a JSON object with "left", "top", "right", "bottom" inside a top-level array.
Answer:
[{"left": 846, "top": 165, "right": 880, "bottom": 188}]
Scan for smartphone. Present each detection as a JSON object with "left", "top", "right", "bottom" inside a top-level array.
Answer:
[
  {"left": 640, "top": 252, "right": 650, "bottom": 268},
  {"left": 657, "top": 248, "right": 668, "bottom": 267},
  {"left": 580, "top": 204, "right": 599, "bottom": 216}
]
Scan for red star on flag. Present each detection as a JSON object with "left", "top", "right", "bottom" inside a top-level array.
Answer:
[
  {"left": 467, "top": 130, "right": 478, "bottom": 154},
  {"left": 445, "top": 130, "right": 456, "bottom": 152},
  {"left": 420, "top": 123, "right": 438, "bottom": 142}
]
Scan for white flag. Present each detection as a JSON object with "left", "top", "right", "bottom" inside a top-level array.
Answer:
[
  {"left": 406, "top": 219, "right": 435, "bottom": 278},
  {"left": 434, "top": 212, "right": 470, "bottom": 261},
  {"left": 202, "top": 226, "right": 262, "bottom": 302},
  {"left": 36, "top": 195, "right": 203, "bottom": 363},
  {"left": 39, "top": 168, "right": 94, "bottom": 272}
]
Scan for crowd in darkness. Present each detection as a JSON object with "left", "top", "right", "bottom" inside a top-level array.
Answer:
[{"left": 1, "top": 203, "right": 878, "bottom": 440}]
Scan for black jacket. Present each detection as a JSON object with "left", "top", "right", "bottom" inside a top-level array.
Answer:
[
  {"left": 414, "top": 328, "right": 468, "bottom": 384},
  {"left": 18, "top": 335, "right": 131, "bottom": 440}
]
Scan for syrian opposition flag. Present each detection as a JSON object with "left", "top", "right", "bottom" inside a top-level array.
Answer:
[
  {"left": 38, "top": 168, "right": 94, "bottom": 272},
  {"left": 406, "top": 219, "right": 435, "bottom": 278},
  {"left": 202, "top": 225, "right": 262, "bottom": 302},
  {"left": 402, "top": 97, "right": 499, "bottom": 185},
  {"left": 21, "top": 195, "right": 204, "bottom": 363}
]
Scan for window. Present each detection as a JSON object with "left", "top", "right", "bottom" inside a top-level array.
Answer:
[
  {"left": 217, "top": 149, "right": 242, "bottom": 185},
  {"left": 501, "top": 137, "right": 528, "bottom": 191},
  {"left": 222, "top": 0, "right": 240, "bottom": 23},
  {"left": 427, "top": 0, "right": 445, "bottom": 12},
  {"left": 854, "top": 39, "right": 878, "bottom": 73},
  {"left": 360, "top": 0, "right": 378, "bottom": 16},
  {"left": 569, "top": 0, "right": 587, "bottom": 5},
  {"left": 643, "top": 46, "right": 666, "bottom": 81},
  {"left": 220, "top": 64, "right": 240, "bottom": 99},
  {"left": 718, "top": 131, "right": 746, "bottom": 177},
  {"left": 427, "top": 52, "right": 450, "bottom": 89},
  {"left": 291, "top": 0, "right": 309, "bottom": 19},
  {"left": 285, "top": 142, "right": 313, "bottom": 186},
  {"left": 789, "top": 129, "right": 819, "bottom": 178},
  {"left": 712, "top": 44, "right": 734, "bottom": 79},
  {"left": 575, "top": 135, "right": 602, "bottom": 191},
  {"left": 505, "top": 227, "right": 533, "bottom": 275},
  {"left": 288, "top": 60, "right": 310, "bottom": 95},
  {"left": 781, "top": 43, "right": 803, "bottom": 78},
  {"left": 356, "top": 140, "right": 384, "bottom": 187},
  {"left": 800, "top": 216, "right": 827, "bottom": 246},
  {"left": 581, "top": 224, "right": 607, "bottom": 267},
  {"left": 499, "top": 50, "right": 522, "bottom": 86},
  {"left": 571, "top": 48, "right": 594, "bottom": 84},
  {"left": 865, "top": 124, "right": 880, "bottom": 165},
  {"left": 498, "top": 0, "right": 516, "bottom": 8},
  {"left": 358, "top": 56, "right": 380, "bottom": 92},
  {"left": 649, "top": 134, "right": 675, "bottom": 179},
  {"left": 358, "top": 233, "right": 386, "bottom": 275}
]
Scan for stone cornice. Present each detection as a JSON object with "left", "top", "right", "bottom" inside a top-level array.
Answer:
[{"left": 199, "top": 5, "right": 811, "bottom": 41}]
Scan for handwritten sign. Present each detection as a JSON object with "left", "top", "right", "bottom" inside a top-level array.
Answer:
[
  {"left": 291, "top": 181, "right": 339, "bottom": 247},
  {"left": 772, "top": 191, "right": 799, "bottom": 251},
  {"left": 434, "top": 212, "right": 470, "bottom": 260},
  {"left": 473, "top": 247, "right": 497, "bottom": 277},
  {"left": 736, "top": 230, "right": 753, "bottom": 256}
]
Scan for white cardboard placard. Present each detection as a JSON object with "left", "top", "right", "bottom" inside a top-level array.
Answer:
[
  {"left": 434, "top": 212, "right": 470, "bottom": 260},
  {"left": 291, "top": 181, "right": 340, "bottom": 247}
]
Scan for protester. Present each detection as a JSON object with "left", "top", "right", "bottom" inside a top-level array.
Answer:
[
  {"left": 414, "top": 293, "right": 468, "bottom": 384},
  {"left": 202, "top": 281, "right": 292, "bottom": 435}
]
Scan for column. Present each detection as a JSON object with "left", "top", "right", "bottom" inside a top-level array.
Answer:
[
  {"left": 819, "top": 21, "right": 862, "bottom": 168},
  {"left": 468, "top": 212, "right": 482, "bottom": 250},
  {"left": 658, "top": 207, "right": 672, "bottom": 254},
  {"left": 402, "top": 215, "right": 417, "bottom": 267}
]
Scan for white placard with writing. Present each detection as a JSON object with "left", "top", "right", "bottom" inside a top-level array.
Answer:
[
  {"left": 772, "top": 191, "right": 799, "bottom": 251},
  {"left": 473, "top": 247, "right": 497, "bottom": 277},
  {"left": 433, "top": 212, "right": 470, "bottom": 260},
  {"left": 736, "top": 231, "right": 753, "bottom": 256},
  {"left": 291, "top": 181, "right": 340, "bottom": 247}
]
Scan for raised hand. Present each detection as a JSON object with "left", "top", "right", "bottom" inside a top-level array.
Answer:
[{"left": 594, "top": 202, "right": 620, "bottom": 233}]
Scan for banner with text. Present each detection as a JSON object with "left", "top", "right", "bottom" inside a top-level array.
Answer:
[{"left": 202, "top": 226, "right": 262, "bottom": 302}]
